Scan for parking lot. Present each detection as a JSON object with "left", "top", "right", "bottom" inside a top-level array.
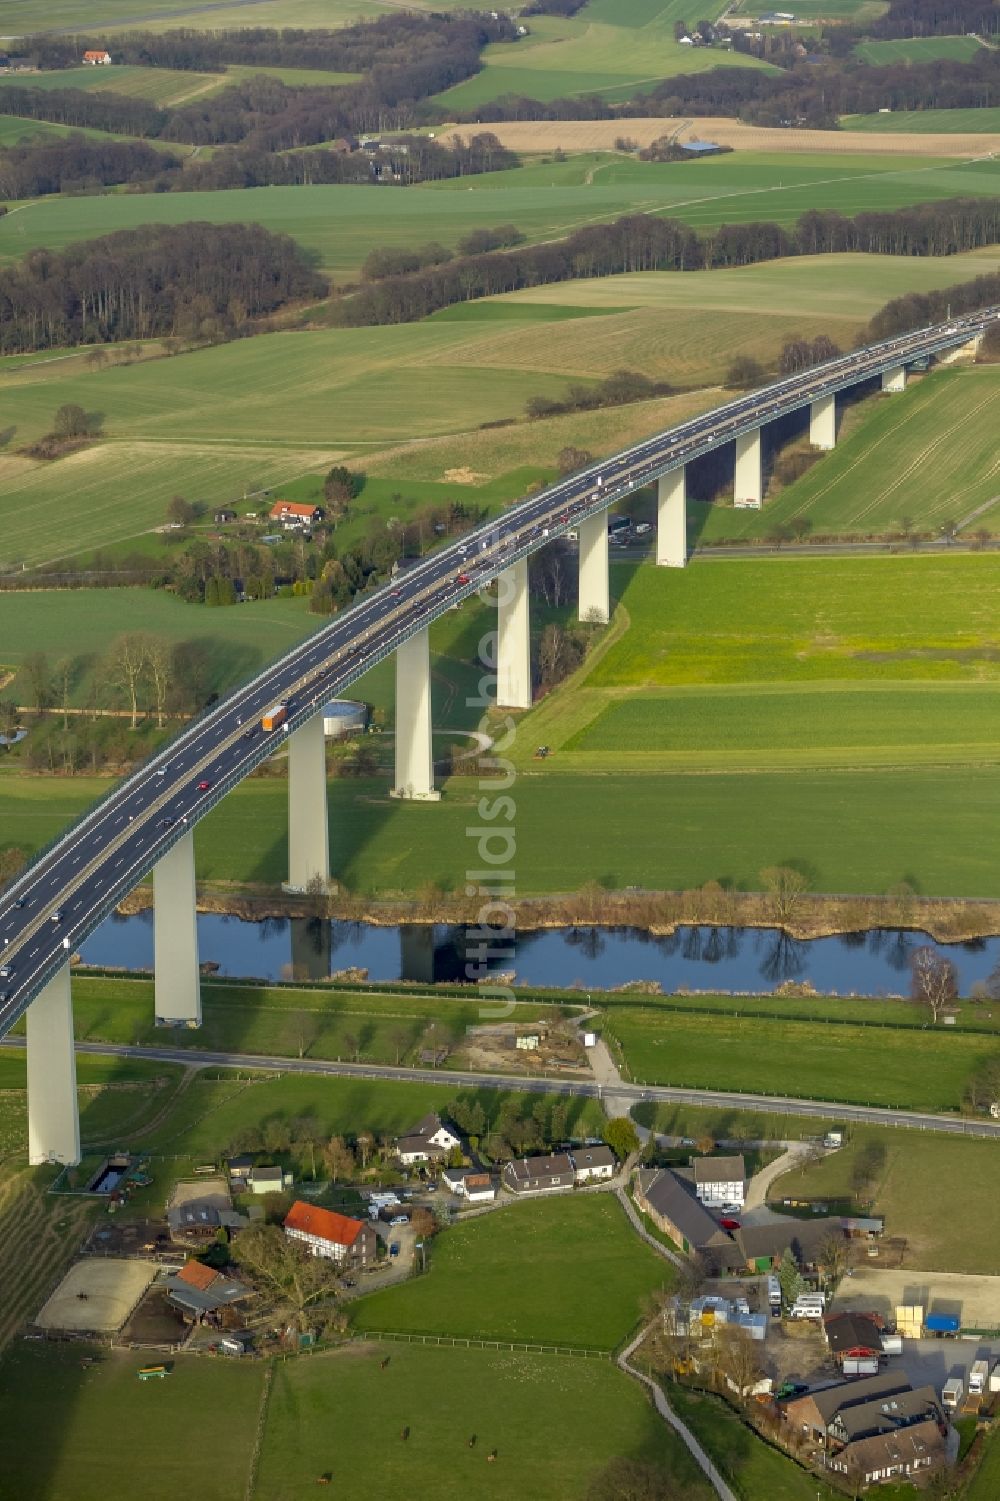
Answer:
[{"left": 832, "top": 1268, "right": 1000, "bottom": 1331}]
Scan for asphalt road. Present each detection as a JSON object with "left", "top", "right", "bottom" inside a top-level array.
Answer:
[
  {"left": 6, "top": 1036, "right": 1000, "bottom": 1142},
  {"left": 0, "top": 307, "right": 994, "bottom": 1036}
]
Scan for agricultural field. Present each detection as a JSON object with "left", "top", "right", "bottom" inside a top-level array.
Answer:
[
  {"left": 0, "top": 1342, "right": 266, "bottom": 1501},
  {"left": 0, "top": 0, "right": 464, "bottom": 34},
  {"left": 602, "top": 1005, "right": 995, "bottom": 1110},
  {"left": 3, "top": 152, "right": 998, "bottom": 280},
  {"left": 517, "top": 552, "right": 1000, "bottom": 775},
  {"left": 434, "top": 5, "right": 773, "bottom": 111},
  {"left": 0, "top": 1340, "right": 710, "bottom": 1501},
  {"left": 843, "top": 106, "right": 1000, "bottom": 134},
  {"left": 854, "top": 35, "right": 985, "bottom": 65},
  {"left": 0, "top": 64, "right": 226, "bottom": 107},
  {"left": 2, "top": 251, "right": 997, "bottom": 570},
  {"left": 353, "top": 1194, "right": 668, "bottom": 1348},
  {"left": 698, "top": 365, "right": 1000, "bottom": 542},
  {"left": 768, "top": 1127, "right": 1000, "bottom": 1273}
]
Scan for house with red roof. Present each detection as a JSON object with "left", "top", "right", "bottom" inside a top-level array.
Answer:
[
  {"left": 283, "top": 1201, "right": 378, "bottom": 1264},
  {"left": 82, "top": 49, "right": 112, "bottom": 64},
  {"left": 269, "top": 500, "right": 324, "bottom": 528}
]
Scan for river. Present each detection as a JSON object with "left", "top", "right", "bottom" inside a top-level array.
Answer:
[{"left": 77, "top": 912, "right": 1000, "bottom": 996}]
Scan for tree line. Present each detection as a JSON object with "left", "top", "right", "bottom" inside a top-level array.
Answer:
[
  {"left": 0, "top": 221, "right": 323, "bottom": 354},
  {"left": 865, "top": 268, "right": 1000, "bottom": 340},
  {"left": 331, "top": 197, "right": 1000, "bottom": 328},
  {"left": 0, "top": 127, "right": 518, "bottom": 200},
  {"left": 22, "top": 12, "right": 516, "bottom": 78},
  {"left": 0, "top": 134, "right": 179, "bottom": 199}
]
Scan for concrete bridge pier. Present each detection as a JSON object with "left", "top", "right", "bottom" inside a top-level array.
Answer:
[
  {"left": 809, "top": 393, "right": 837, "bottom": 450},
  {"left": 734, "top": 428, "right": 763, "bottom": 509},
  {"left": 27, "top": 964, "right": 80, "bottom": 1166},
  {"left": 153, "top": 830, "right": 201, "bottom": 1026},
  {"left": 286, "top": 715, "right": 330, "bottom": 892},
  {"left": 578, "top": 511, "right": 609, "bottom": 623},
  {"left": 497, "top": 555, "right": 532, "bottom": 709},
  {"left": 882, "top": 365, "right": 906, "bottom": 393},
  {"left": 391, "top": 626, "right": 440, "bottom": 800},
  {"left": 656, "top": 467, "right": 687, "bottom": 567}
]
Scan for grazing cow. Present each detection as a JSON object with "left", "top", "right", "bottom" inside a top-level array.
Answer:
[
  {"left": 380, "top": 1356, "right": 391, "bottom": 1370},
  {"left": 488, "top": 1449, "right": 498, "bottom": 1463},
  {"left": 401, "top": 1426, "right": 410, "bottom": 1441}
]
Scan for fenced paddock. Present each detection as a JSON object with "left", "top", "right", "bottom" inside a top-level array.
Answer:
[{"left": 35, "top": 1258, "right": 158, "bottom": 1335}]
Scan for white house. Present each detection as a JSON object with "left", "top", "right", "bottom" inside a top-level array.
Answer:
[
  {"left": 441, "top": 1166, "right": 497, "bottom": 1203},
  {"left": 247, "top": 1165, "right": 291, "bottom": 1195},
  {"left": 571, "top": 1145, "right": 616, "bottom": 1184},
  {"left": 693, "top": 1154, "right": 746, "bottom": 1208},
  {"left": 397, "top": 1112, "right": 462, "bottom": 1165}
]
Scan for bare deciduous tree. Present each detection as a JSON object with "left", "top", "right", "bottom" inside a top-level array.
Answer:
[
  {"left": 909, "top": 945, "right": 958, "bottom": 1022},
  {"left": 760, "top": 865, "right": 810, "bottom": 926}
]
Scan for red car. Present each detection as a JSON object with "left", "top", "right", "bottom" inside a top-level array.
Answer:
[
  {"left": 720, "top": 1217, "right": 740, "bottom": 1231},
  {"left": 197, "top": 780, "right": 212, "bottom": 792},
  {"left": 455, "top": 573, "right": 471, "bottom": 585}
]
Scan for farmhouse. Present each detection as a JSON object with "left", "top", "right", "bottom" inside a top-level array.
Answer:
[
  {"left": 397, "top": 1112, "right": 462, "bottom": 1166},
  {"left": 633, "top": 1168, "right": 740, "bottom": 1268},
  {"left": 693, "top": 1154, "right": 745, "bottom": 1208},
  {"left": 502, "top": 1153, "right": 575, "bottom": 1195},
  {"left": 828, "top": 1385, "right": 943, "bottom": 1449},
  {"left": 269, "top": 500, "right": 323, "bottom": 528},
  {"left": 733, "top": 1218, "right": 837, "bottom": 1274},
  {"left": 164, "top": 1260, "right": 252, "bottom": 1322},
  {"left": 227, "top": 1154, "right": 255, "bottom": 1190},
  {"left": 82, "top": 49, "right": 112, "bottom": 64},
  {"left": 167, "top": 1198, "right": 247, "bottom": 1241},
  {"left": 829, "top": 1419, "right": 946, "bottom": 1488},
  {"left": 784, "top": 1372, "right": 912, "bottom": 1448},
  {"left": 441, "top": 1167, "right": 497, "bottom": 1203},
  {"left": 283, "top": 1201, "right": 378, "bottom": 1265},
  {"left": 571, "top": 1145, "right": 616, "bottom": 1183}
]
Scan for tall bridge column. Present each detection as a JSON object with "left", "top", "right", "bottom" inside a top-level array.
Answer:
[
  {"left": 809, "top": 393, "right": 837, "bottom": 450},
  {"left": 287, "top": 715, "right": 329, "bottom": 892},
  {"left": 656, "top": 468, "right": 687, "bottom": 567},
  {"left": 27, "top": 964, "right": 80, "bottom": 1166},
  {"left": 391, "top": 626, "right": 440, "bottom": 800},
  {"left": 154, "top": 830, "right": 201, "bottom": 1026},
  {"left": 882, "top": 366, "right": 906, "bottom": 393},
  {"left": 734, "top": 428, "right": 763, "bottom": 509},
  {"left": 497, "top": 556, "right": 532, "bottom": 710},
  {"left": 578, "top": 511, "right": 609, "bottom": 624}
]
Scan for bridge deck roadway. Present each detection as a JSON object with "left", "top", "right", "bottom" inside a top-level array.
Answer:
[{"left": 0, "top": 309, "right": 995, "bottom": 1036}]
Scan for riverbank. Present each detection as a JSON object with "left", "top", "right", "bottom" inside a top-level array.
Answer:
[{"left": 117, "top": 881, "right": 1000, "bottom": 945}]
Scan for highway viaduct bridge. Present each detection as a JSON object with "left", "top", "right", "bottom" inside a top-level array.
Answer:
[{"left": 0, "top": 308, "right": 994, "bottom": 1165}]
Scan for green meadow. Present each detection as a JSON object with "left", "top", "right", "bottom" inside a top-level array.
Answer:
[
  {"left": 353, "top": 1194, "right": 668, "bottom": 1348},
  {"left": 844, "top": 106, "right": 1000, "bottom": 133},
  {"left": 433, "top": 5, "right": 772, "bottom": 110},
  {"left": 3, "top": 153, "right": 997, "bottom": 279},
  {"left": 698, "top": 365, "right": 1000, "bottom": 542},
  {"left": 854, "top": 35, "right": 985, "bottom": 65},
  {"left": 603, "top": 1006, "right": 994, "bottom": 1110},
  {"left": 0, "top": 1340, "right": 710, "bottom": 1501}
]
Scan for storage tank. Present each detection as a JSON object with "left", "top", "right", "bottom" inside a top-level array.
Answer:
[{"left": 322, "top": 699, "right": 367, "bottom": 738}]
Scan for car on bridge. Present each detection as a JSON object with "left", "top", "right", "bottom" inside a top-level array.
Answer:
[{"left": 196, "top": 780, "right": 212, "bottom": 793}]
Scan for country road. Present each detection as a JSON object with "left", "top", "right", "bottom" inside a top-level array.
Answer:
[{"left": 6, "top": 1037, "right": 1000, "bottom": 1142}]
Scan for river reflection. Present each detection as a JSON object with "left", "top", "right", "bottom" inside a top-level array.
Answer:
[{"left": 80, "top": 914, "right": 1000, "bottom": 996}]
